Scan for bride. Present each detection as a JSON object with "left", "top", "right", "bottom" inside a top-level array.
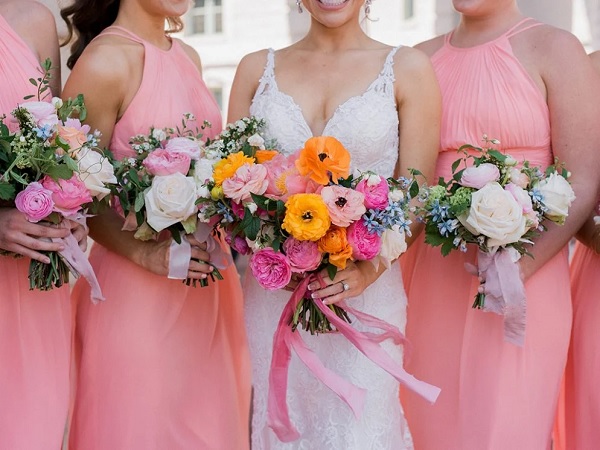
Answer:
[{"left": 228, "top": 0, "right": 440, "bottom": 447}]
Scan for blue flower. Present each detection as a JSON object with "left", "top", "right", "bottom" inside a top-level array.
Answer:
[
  {"left": 438, "top": 218, "right": 459, "bottom": 237},
  {"left": 33, "top": 125, "right": 53, "bottom": 140},
  {"left": 429, "top": 200, "right": 449, "bottom": 223}
]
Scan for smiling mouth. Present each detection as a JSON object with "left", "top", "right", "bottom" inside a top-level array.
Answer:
[{"left": 317, "top": 0, "right": 350, "bottom": 6}]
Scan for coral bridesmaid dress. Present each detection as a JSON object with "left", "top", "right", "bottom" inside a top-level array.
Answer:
[
  {"left": 0, "top": 13, "right": 71, "bottom": 450},
  {"left": 68, "top": 27, "right": 251, "bottom": 450},
  {"left": 401, "top": 18, "right": 571, "bottom": 450},
  {"left": 564, "top": 206, "right": 600, "bottom": 449}
]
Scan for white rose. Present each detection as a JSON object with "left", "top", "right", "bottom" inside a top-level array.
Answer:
[
  {"left": 379, "top": 226, "right": 407, "bottom": 269},
  {"left": 459, "top": 182, "right": 527, "bottom": 247},
  {"left": 76, "top": 148, "right": 117, "bottom": 200},
  {"left": 165, "top": 137, "right": 201, "bottom": 160},
  {"left": 537, "top": 173, "right": 576, "bottom": 224},
  {"left": 366, "top": 173, "right": 382, "bottom": 187},
  {"left": 51, "top": 97, "right": 63, "bottom": 109},
  {"left": 145, "top": 173, "right": 197, "bottom": 232},
  {"left": 247, "top": 133, "right": 265, "bottom": 149},
  {"left": 193, "top": 158, "right": 214, "bottom": 186},
  {"left": 196, "top": 185, "right": 211, "bottom": 199},
  {"left": 388, "top": 188, "right": 404, "bottom": 203},
  {"left": 460, "top": 163, "right": 500, "bottom": 189}
]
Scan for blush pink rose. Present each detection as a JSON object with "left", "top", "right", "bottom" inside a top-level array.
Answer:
[
  {"left": 19, "top": 101, "right": 59, "bottom": 127},
  {"left": 165, "top": 137, "right": 201, "bottom": 160},
  {"left": 143, "top": 148, "right": 192, "bottom": 176},
  {"left": 57, "top": 118, "right": 90, "bottom": 154},
  {"left": 14, "top": 182, "right": 55, "bottom": 222},
  {"left": 505, "top": 183, "right": 533, "bottom": 213},
  {"left": 249, "top": 248, "right": 292, "bottom": 290},
  {"left": 355, "top": 177, "right": 389, "bottom": 210},
  {"left": 41, "top": 175, "right": 92, "bottom": 216},
  {"left": 222, "top": 163, "right": 268, "bottom": 203},
  {"left": 321, "top": 185, "right": 366, "bottom": 227},
  {"left": 509, "top": 168, "right": 530, "bottom": 189},
  {"left": 346, "top": 219, "right": 381, "bottom": 260},
  {"left": 460, "top": 163, "right": 500, "bottom": 189},
  {"left": 282, "top": 237, "right": 323, "bottom": 273},
  {"left": 262, "top": 154, "right": 321, "bottom": 201}
]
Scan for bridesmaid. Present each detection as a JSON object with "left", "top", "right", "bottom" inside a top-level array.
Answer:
[
  {"left": 61, "top": 0, "right": 251, "bottom": 448},
  {"left": 562, "top": 52, "right": 600, "bottom": 450},
  {"left": 400, "top": 1, "right": 600, "bottom": 449},
  {"left": 0, "top": 1, "right": 78, "bottom": 448}
]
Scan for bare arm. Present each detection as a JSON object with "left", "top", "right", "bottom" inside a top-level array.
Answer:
[
  {"left": 227, "top": 50, "right": 268, "bottom": 122},
  {"left": 519, "top": 30, "right": 600, "bottom": 279}
]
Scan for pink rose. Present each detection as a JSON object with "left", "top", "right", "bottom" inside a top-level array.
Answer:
[
  {"left": 321, "top": 185, "right": 366, "bottom": 227},
  {"left": 505, "top": 183, "right": 533, "bottom": 213},
  {"left": 509, "top": 168, "right": 530, "bottom": 189},
  {"left": 57, "top": 118, "right": 90, "bottom": 154},
  {"left": 249, "top": 248, "right": 292, "bottom": 290},
  {"left": 346, "top": 219, "right": 381, "bottom": 260},
  {"left": 41, "top": 175, "right": 92, "bottom": 216},
  {"left": 165, "top": 137, "right": 201, "bottom": 160},
  {"left": 355, "top": 176, "right": 389, "bottom": 210},
  {"left": 222, "top": 163, "right": 268, "bottom": 203},
  {"left": 460, "top": 163, "right": 500, "bottom": 189},
  {"left": 14, "top": 182, "right": 55, "bottom": 222},
  {"left": 19, "top": 101, "right": 58, "bottom": 127},
  {"left": 143, "top": 148, "right": 191, "bottom": 176},
  {"left": 282, "top": 237, "right": 323, "bottom": 273},
  {"left": 225, "top": 233, "right": 251, "bottom": 255}
]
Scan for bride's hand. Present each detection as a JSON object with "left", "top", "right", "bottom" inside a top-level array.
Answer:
[{"left": 306, "top": 260, "right": 379, "bottom": 305}]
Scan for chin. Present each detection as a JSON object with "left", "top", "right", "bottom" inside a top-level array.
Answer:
[
  {"left": 156, "top": 0, "right": 191, "bottom": 17},
  {"left": 304, "top": 0, "right": 362, "bottom": 25}
]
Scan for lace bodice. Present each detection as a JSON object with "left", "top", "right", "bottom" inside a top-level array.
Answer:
[{"left": 250, "top": 47, "right": 400, "bottom": 177}]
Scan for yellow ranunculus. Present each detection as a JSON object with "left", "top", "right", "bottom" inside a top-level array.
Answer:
[
  {"left": 213, "top": 152, "right": 255, "bottom": 185},
  {"left": 282, "top": 193, "right": 331, "bottom": 241}
]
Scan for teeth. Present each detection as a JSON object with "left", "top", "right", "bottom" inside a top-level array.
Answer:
[{"left": 319, "top": 0, "right": 347, "bottom": 5}]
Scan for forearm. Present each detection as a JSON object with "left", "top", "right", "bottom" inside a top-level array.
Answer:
[{"left": 575, "top": 214, "right": 600, "bottom": 254}]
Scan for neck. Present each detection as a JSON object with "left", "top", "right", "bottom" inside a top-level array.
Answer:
[
  {"left": 113, "top": 3, "right": 171, "bottom": 49},
  {"left": 454, "top": 4, "right": 523, "bottom": 46},
  {"left": 300, "top": 18, "right": 370, "bottom": 52}
]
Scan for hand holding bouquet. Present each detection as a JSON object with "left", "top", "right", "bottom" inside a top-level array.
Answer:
[{"left": 419, "top": 137, "right": 575, "bottom": 344}]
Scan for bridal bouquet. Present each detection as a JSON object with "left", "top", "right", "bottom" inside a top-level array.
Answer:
[
  {"left": 0, "top": 62, "right": 113, "bottom": 299},
  {"left": 109, "top": 114, "right": 229, "bottom": 286},
  {"left": 198, "top": 119, "right": 441, "bottom": 441},
  {"left": 420, "top": 137, "right": 575, "bottom": 344}
]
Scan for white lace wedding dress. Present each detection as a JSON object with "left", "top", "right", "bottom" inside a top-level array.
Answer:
[{"left": 244, "top": 46, "right": 413, "bottom": 449}]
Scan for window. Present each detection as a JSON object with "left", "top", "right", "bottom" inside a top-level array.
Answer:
[
  {"left": 210, "top": 87, "right": 223, "bottom": 111},
  {"left": 190, "top": 0, "right": 223, "bottom": 35},
  {"left": 403, "top": 0, "right": 414, "bottom": 20}
]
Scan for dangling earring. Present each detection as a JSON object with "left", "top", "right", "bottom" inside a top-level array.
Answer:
[
  {"left": 296, "top": 0, "right": 303, "bottom": 13},
  {"left": 365, "top": 0, "right": 372, "bottom": 20}
]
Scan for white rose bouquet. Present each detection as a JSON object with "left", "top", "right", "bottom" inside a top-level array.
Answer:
[
  {"left": 419, "top": 137, "right": 575, "bottom": 345},
  {"left": 109, "top": 114, "right": 231, "bottom": 287}
]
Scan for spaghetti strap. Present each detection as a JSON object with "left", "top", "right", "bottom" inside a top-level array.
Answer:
[
  {"left": 505, "top": 17, "right": 543, "bottom": 38},
  {"left": 255, "top": 48, "right": 276, "bottom": 96},
  {"left": 92, "top": 26, "right": 145, "bottom": 45}
]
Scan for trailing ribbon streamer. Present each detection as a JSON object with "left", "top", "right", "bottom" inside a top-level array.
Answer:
[
  {"left": 168, "top": 222, "right": 232, "bottom": 279},
  {"left": 466, "top": 249, "right": 526, "bottom": 346},
  {"left": 267, "top": 275, "right": 441, "bottom": 442}
]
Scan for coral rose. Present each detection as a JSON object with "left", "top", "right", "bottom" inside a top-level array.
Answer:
[
  {"left": 57, "top": 118, "right": 90, "bottom": 155},
  {"left": 295, "top": 136, "right": 350, "bottom": 185},
  {"left": 317, "top": 225, "right": 353, "bottom": 269},
  {"left": 282, "top": 193, "right": 331, "bottom": 241}
]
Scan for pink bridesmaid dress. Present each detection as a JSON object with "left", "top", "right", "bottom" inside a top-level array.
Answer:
[
  {"left": 563, "top": 205, "right": 600, "bottom": 449},
  {"left": 68, "top": 27, "right": 251, "bottom": 450},
  {"left": 401, "top": 18, "right": 571, "bottom": 450},
  {"left": 0, "top": 13, "right": 72, "bottom": 450}
]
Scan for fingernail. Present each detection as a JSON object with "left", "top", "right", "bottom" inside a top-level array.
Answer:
[
  {"left": 43, "top": 258, "right": 51, "bottom": 264},
  {"left": 307, "top": 284, "right": 314, "bottom": 291},
  {"left": 201, "top": 274, "right": 208, "bottom": 279},
  {"left": 311, "top": 292, "right": 318, "bottom": 299},
  {"left": 58, "top": 245, "right": 65, "bottom": 251}
]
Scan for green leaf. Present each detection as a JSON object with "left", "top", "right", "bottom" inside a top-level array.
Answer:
[
  {"left": 128, "top": 168, "right": 140, "bottom": 185},
  {"left": 28, "top": 78, "right": 38, "bottom": 87},
  {"left": 169, "top": 226, "right": 182, "bottom": 244},
  {"left": 134, "top": 191, "right": 145, "bottom": 212},
  {"left": 487, "top": 149, "right": 507, "bottom": 163},
  {"left": 326, "top": 263, "right": 338, "bottom": 281},
  {"left": 46, "top": 164, "right": 73, "bottom": 180},
  {"left": 0, "top": 182, "right": 15, "bottom": 201},
  {"left": 245, "top": 216, "right": 261, "bottom": 241},
  {"left": 64, "top": 155, "right": 79, "bottom": 172},
  {"left": 441, "top": 241, "right": 454, "bottom": 257},
  {"left": 451, "top": 158, "right": 462, "bottom": 174},
  {"left": 22, "top": 94, "right": 35, "bottom": 100},
  {"left": 409, "top": 180, "right": 420, "bottom": 199}
]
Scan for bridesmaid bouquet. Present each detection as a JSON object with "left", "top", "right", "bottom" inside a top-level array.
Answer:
[
  {"left": 109, "top": 114, "right": 228, "bottom": 286},
  {"left": 419, "top": 137, "right": 575, "bottom": 344},
  {"left": 0, "top": 62, "right": 113, "bottom": 299}
]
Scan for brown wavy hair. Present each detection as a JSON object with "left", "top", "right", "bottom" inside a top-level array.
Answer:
[{"left": 60, "top": 0, "right": 183, "bottom": 70}]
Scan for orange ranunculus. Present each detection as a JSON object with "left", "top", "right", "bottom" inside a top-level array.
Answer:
[
  {"left": 295, "top": 136, "right": 351, "bottom": 185},
  {"left": 254, "top": 149, "right": 279, "bottom": 164},
  {"left": 213, "top": 152, "right": 255, "bottom": 185},
  {"left": 318, "top": 225, "right": 353, "bottom": 269},
  {"left": 282, "top": 193, "right": 330, "bottom": 241}
]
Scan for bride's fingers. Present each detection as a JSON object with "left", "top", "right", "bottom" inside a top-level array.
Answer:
[
  {"left": 191, "top": 247, "right": 211, "bottom": 263},
  {"left": 310, "top": 278, "right": 352, "bottom": 305},
  {"left": 188, "top": 258, "right": 214, "bottom": 275},
  {"left": 186, "top": 235, "right": 208, "bottom": 250}
]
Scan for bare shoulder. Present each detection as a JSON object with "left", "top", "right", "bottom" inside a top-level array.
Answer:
[
  {"left": 393, "top": 45, "right": 436, "bottom": 79},
  {"left": 522, "top": 24, "right": 587, "bottom": 66},
  {"left": 414, "top": 35, "right": 445, "bottom": 58},
  {"left": 236, "top": 48, "right": 271, "bottom": 80},
  {"left": 0, "top": 0, "right": 55, "bottom": 38},
  {"left": 590, "top": 50, "right": 600, "bottom": 73},
  {"left": 175, "top": 38, "right": 203, "bottom": 73}
]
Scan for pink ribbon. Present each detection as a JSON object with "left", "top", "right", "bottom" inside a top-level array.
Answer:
[
  {"left": 466, "top": 249, "right": 527, "bottom": 346},
  {"left": 267, "top": 275, "right": 441, "bottom": 442},
  {"left": 168, "top": 222, "right": 232, "bottom": 279},
  {"left": 53, "top": 216, "right": 104, "bottom": 303}
]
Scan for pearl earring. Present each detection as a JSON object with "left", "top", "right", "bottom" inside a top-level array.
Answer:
[{"left": 296, "top": 0, "right": 303, "bottom": 13}]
